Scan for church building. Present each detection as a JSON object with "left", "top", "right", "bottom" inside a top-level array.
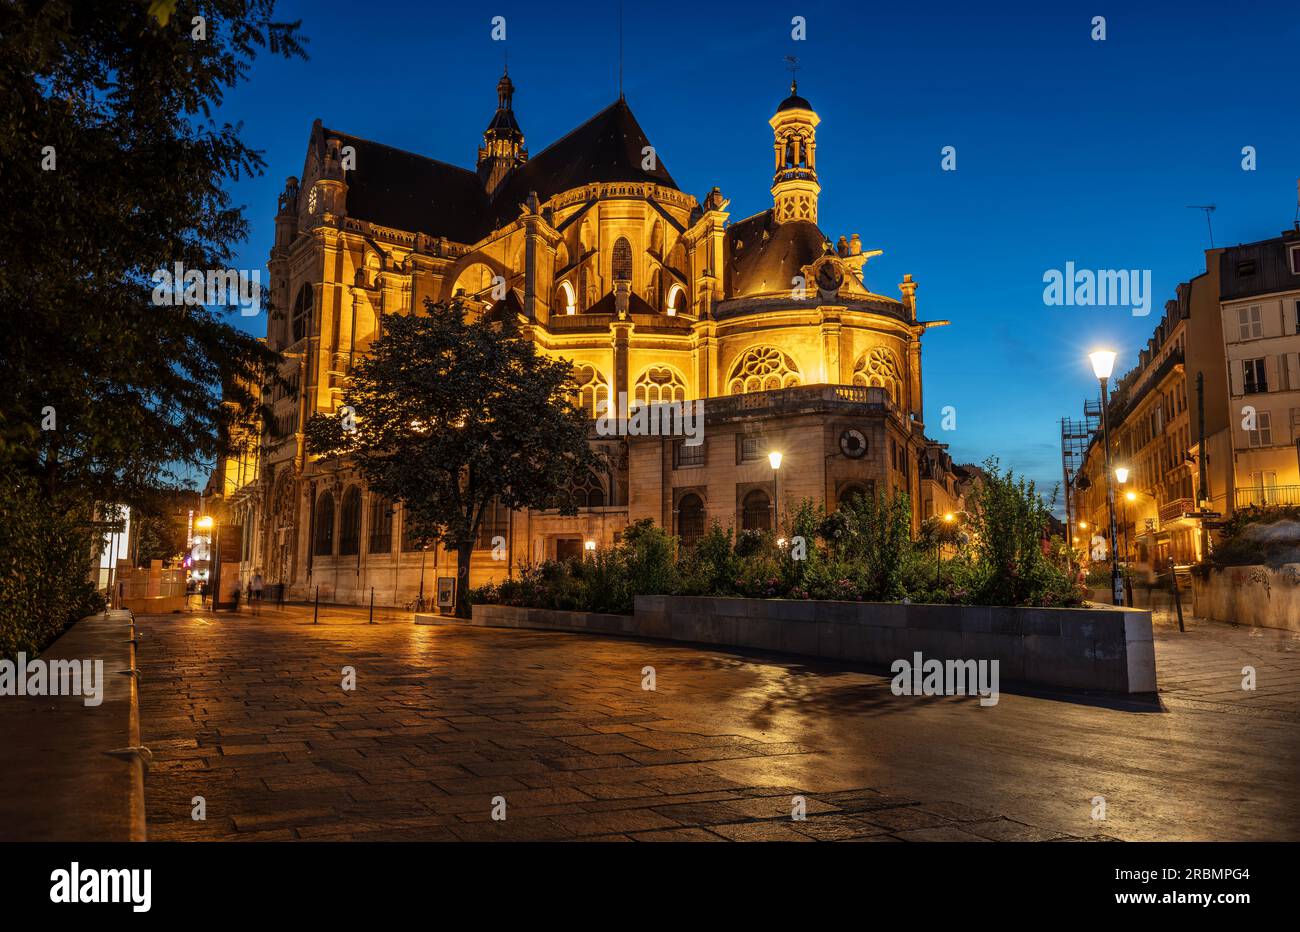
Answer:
[{"left": 226, "top": 74, "right": 965, "bottom": 605}]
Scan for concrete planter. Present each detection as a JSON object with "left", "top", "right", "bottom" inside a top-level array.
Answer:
[
  {"left": 470, "top": 596, "right": 1157, "bottom": 694},
  {"left": 1192, "top": 564, "right": 1300, "bottom": 632}
]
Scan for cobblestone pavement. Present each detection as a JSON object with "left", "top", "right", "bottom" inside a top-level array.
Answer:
[{"left": 135, "top": 605, "right": 1300, "bottom": 841}]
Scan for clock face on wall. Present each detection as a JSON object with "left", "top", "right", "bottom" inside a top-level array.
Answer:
[
  {"left": 815, "top": 260, "right": 844, "bottom": 294},
  {"left": 839, "top": 428, "right": 867, "bottom": 458}
]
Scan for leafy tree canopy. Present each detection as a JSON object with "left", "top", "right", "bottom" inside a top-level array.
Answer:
[
  {"left": 305, "top": 301, "right": 602, "bottom": 615},
  {"left": 0, "top": 0, "right": 306, "bottom": 504}
]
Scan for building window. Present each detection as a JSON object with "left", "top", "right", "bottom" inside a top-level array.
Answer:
[
  {"left": 677, "top": 493, "right": 705, "bottom": 546},
  {"left": 741, "top": 489, "right": 771, "bottom": 531},
  {"left": 557, "top": 280, "right": 576, "bottom": 315},
  {"left": 561, "top": 470, "right": 607, "bottom": 510},
  {"left": 292, "top": 283, "right": 313, "bottom": 343},
  {"left": 666, "top": 283, "right": 685, "bottom": 316},
  {"left": 612, "top": 237, "right": 632, "bottom": 284},
  {"left": 1289, "top": 245, "right": 1300, "bottom": 275},
  {"left": 555, "top": 538, "right": 583, "bottom": 562},
  {"left": 727, "top": 346, "right": 801, "bottom": 394},
  {"left": 1238, "top": 305, "right": 1263, "bottom": 340},
  {"left": 1247, "top": 411, "right": 1273, "bottom": 447},
  {"left": 476, "top": 497, "right": 509, "bottom": 549},
  {"left": 633, "top": 366, "right": 687, "bottom": 407},
  {"left": 313, "top": 491, "right": 334, "bottom": 556},
  {"left": 852, "top": 347, "right": 904, "bottom": 407},
  {"left": 1243, "top": 358, "right": 1267, "bottom": 394},
  {"left": 1237, "top": 260, "right": 1256, "bottom": 278},
  {"left": 368, "top": 496, "right": 393, "bottom": 554},
  {"left": 838, "top": 483, "right": 872, "bottom": 509},
  {"left": 338, "top": 487, "right": 362, "bottom": 556},
  {"left": 572, "top": 364, "right": 610, "bottom": 418},
  {"left": 675, "top": 439, "right": 705, "bottom": 468},
  {"left": 401, "top": 505, "right": 425, "bottom": 551},
  {"left": 738, "top": 434, "right": 764, "bottom": 463}
]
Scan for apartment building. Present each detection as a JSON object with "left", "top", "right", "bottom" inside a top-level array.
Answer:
[{"left": 1218, "top": 228, "right": 1300, "bottom": 508}]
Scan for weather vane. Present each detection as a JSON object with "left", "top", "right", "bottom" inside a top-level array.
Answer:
[{"left": 784, "top": 55, "right": 800, "bottom": 90}]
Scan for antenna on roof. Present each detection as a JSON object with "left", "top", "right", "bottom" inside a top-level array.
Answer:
[
  {"left": 503, "top": 45, "right": 508, "bottom": 76},
  {"left": 1186, "top": 204, "right": 1216, "bottom": 249},
  {"left": 618, "top": 1, "right": 624, "bottom": 100}
]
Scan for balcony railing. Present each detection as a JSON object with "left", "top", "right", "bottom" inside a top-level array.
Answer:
[
  {"left": 1235, "top": 485, "right": 1300, "bottom": 509},
  {"left": 1158, "top": 497, "right": 1195, "bottom": 525}
]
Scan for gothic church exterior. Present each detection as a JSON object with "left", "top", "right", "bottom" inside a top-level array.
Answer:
[{"left": 221, "top": 75, "right": 967, "bottom": 604}]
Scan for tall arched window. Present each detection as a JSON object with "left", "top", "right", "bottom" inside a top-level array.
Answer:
[
  {"left": 727, "top": 346, "right": 801, "bottom": 395},
  {"left": 677, "top": 494, "right": 705, "bottom": 546},
  {"left": 338, "top": 487, "right": 362, "bottom": 556},
  {"left": 741, "top": 490, "right": 772, "bottom": 531},
  {"left": 612, "top": 237, "right": 632, "bottom": 284},
  {"left": 292, "top": 283, "right": 313, "bottom": 342},
  {"left": 557, "top": 280, "right": 576, "bottom": 315},
  {"left": 368, "top": 495, "right": 393, "bottom": 554},
  {"left": 313, "top": 491, "right": 335, "bottom": 556}
]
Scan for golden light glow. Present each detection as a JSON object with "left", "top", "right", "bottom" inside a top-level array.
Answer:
[
  {"left": 195, "top": 515, "right": 214, "bottom": 531},
  {"left": 1126, "top": 491, "right": 1137, "bottom": 502},
  {"left": 943, "top": 512, "right": 955, "bottom": 523},
  {"left": 1079, "top": 521, "right": 1088, "bottom": 530},
  {"left": 768, "top": 451, "right": 783, "bottom": 470},
  {"left": 1114, "top": 466, "right": 1129, "bottom": 484},
  {"left": 584, "top": 539, "right": 596, "bottom": 551},
  {"left": 1089, "top": 349, "right": 1117, "bottom": 380}
]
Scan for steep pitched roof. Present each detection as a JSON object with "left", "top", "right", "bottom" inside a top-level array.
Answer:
[
  {"left": 321, "top": 98, "right": 676, "bottom": 244},
  {"left": 322, "top": 128, "right": 491, "bottom": 243},
  {"left": 488, "top": 98, "right": 678, "bottom": 226}
]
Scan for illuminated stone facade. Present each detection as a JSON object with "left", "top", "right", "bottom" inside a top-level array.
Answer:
[{"left": 234, "top": 76, "right": 959, "bottom": 604}]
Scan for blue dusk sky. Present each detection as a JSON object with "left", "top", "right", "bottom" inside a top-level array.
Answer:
[{"left": 208, "top": 0, "right": 1299, "bottom": 504}]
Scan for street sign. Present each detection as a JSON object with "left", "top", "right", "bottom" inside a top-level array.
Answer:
[{"left": 1183, "top": 511, "right": 1221, "bottom": 519}]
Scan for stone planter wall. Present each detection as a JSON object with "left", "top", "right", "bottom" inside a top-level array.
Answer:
[
  {"left": 1192, "top": 564, "right": 1300, "bottom": 632},
  {"left": 470, "top": 596, "right": 1157, "bottom": 694}
]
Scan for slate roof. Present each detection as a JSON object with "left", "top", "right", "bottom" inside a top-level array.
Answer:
[
  {"left": 487, "top": 98, "right": 678, "bottom": 227},
  {"left": 322, "top": 128, "right": 490, "bottom": 243},
  {"left": 725, "top": 210, "right": 829, "bottom": 297},
  {"left": 320, "top": 98, "right": 677, "bottom": 245}
]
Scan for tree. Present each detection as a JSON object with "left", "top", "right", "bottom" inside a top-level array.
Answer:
[
  {"left": 306, "top": 301, "right": 602, "bottom": 617},
  {"left": 0, "top": 1, "right": 305, "bottom": 505}
]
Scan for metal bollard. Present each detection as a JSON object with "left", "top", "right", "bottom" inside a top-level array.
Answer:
[
  {"left": 313, "top": 586, "right": 319, "bottom": 625},
  {"left": 369, "top": 587, "right": 375, "bottom": 625}
]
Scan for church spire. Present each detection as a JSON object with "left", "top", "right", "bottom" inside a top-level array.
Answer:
[
  {"left": 769, "top": 78, "right": 820, "bottom": 224},
  {"left": 477, "top": 71, "right": 527, "bottom": 196}
]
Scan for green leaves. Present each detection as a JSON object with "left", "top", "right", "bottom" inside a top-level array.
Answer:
[
  {"left": 0, "top": 2, "right": 304, "bottom": 505},
  {"left": 305, "top": 299, "right": 601, "bottom": 614}
]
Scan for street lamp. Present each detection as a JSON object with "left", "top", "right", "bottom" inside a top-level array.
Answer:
[
  {"left": 195, "top": 514, "right": 219, "bottom": 610},
  {"left": 1089, "top": 349, "right": 1124, "bottom": 605},
  {"left": 768, "top": 451, "right": 783, "bottom": 533},
  {"left": 936, "top": 512, "right": 956, "bottom": 587}
]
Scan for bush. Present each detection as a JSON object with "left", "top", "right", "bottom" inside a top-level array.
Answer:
[
  {"left": 963, "top": 459, "right": 1084, "bottom": 607},
  {"left": 0, "top": 467, "right": 104, "bottom": 660},
  {"left": 469, "top": 470, "right": 1086, "bottom": 613}
]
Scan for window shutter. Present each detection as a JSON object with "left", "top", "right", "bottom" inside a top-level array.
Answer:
[
  {"left": 1228, "top": 360, "right": 1241, "bottom": 396},
  {"left": 1287, "top": 353, "right": 1300, "bottom": 391}
]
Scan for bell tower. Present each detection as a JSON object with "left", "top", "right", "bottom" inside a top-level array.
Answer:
[
  {"left": 769, "top": 79, "right": 820, "bottom": 224},
  {"left": 477, "top": 71, "right": 527, "bottom": 196}
]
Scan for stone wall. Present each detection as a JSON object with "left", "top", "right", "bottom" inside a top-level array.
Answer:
[
  {"left": 469, "top": 596, "right": 1157, "bottom": 694},
  {"left": 1192, "top": 564, "right": 1300, "bottom": 632}
]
